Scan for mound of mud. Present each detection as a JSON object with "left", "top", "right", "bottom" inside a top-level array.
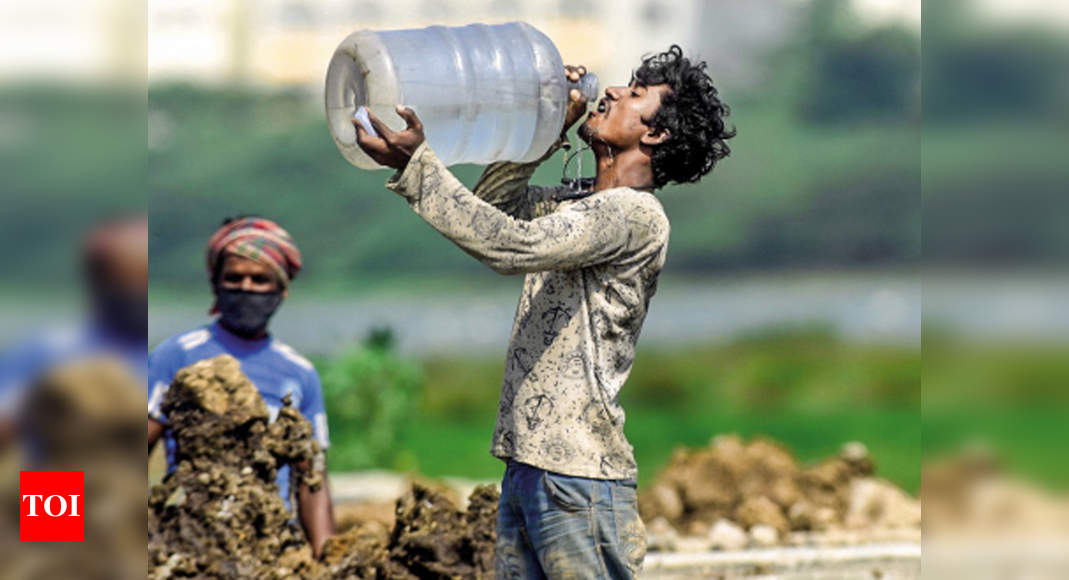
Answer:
[
  {"left": 639, "top": 434, "right": 919, "bottom": 548},
  {"left": 5, "top": 356, "right": 148, "bottom": 580},
  {"left": 322, "top": 483, "right": 499, "bottom": 579},
  {"left": 148, "top": 354, "right": 500, "bottom": 579},
  {"left": 148, "top": 355, "right": 322, "bottom": 579}
]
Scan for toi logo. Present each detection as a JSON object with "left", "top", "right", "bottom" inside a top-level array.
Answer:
[{"left": 19, "top": 471, "right": 84, "bottom": 541}]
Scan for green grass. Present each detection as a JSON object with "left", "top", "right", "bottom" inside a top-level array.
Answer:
[
  {"left": 324, "top": 327, "right": 922, "bottom": 493},
  {"left": 922, "top": 338, "right": 1069, "bottom": 491},
  {"left": 924, "top": 408, "right": 1069, "bottom": 490}
]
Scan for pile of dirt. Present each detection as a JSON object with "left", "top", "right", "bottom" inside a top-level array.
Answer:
[
  {"left": 322, "top": 483, "right": 499, "bottom": 579},
  {"left": 923, "top": 448, "right": 1069, "bottom": 535},
  {"left": 333, "top": 500, "right": 396, "bottom": 533},
  {"left": 148, "top": 354, "right": 500, "bottom": 579},
  {"left": 148, "top": 355, "right": 322, "bottom": 579},
  {"left": 4, "top": 356, "right": 147, "bottom": 580},
  {"left": 639, "top": 434, "right": 920, "bottom": 549}
]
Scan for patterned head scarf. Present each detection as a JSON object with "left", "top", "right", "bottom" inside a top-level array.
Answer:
[{"left": 205, "top": 217, "right": 302, "bottom": 288}]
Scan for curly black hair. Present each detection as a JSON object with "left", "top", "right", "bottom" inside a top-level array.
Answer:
[{"left": 632, "top": 45, "right": 735, "bottom": 188}]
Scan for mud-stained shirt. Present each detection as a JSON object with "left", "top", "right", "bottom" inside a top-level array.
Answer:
[{"left": 386, "top": 142, "right": 669, "bottom": 480}]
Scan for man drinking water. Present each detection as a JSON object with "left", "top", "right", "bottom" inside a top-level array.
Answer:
[{"left": 355, "top": 46, "right": 734, "bottom": 578}]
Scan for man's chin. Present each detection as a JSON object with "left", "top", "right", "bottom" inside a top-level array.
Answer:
[{"left": 577, "top": 122, "right": 594, "bottom": 144}]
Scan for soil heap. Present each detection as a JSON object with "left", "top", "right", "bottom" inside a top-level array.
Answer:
[
  {"left": 147, "top": 355, "right": 322, "bottom": 579},
  {"left": 148, "top": 354, "right": 500, "bottom": 579},
  {"left": 321, "top": 483, "right": 499, "bottom": 579},
  {"left": 5, "top": 356, "right": 147, "bottom": 580},
  {"left": 639, "top": 434, "right": 920, "bottom": 548}
]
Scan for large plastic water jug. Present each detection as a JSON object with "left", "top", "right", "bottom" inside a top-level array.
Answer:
[{"left": 325, "top": 22, "right": 598, "bottom": 169}]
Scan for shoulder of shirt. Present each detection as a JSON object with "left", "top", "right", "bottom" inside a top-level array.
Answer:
[
  {"left": 611, "top": 187, "right": 671, "bottom": 242},
  {"left": 0, "top": 325, "right": 84, "bottom": 374},
  {"left": 154, "top": 326, "right": 213, "bottom": 357},
  {"left": 31, "top": 325, "right": 85, "bottom": 356},
  {"left": 604, "top": 187, "right": 668, "bottom": 217},
  {"left": 269, "top": 340, "right": 316, "bottom": 373}
]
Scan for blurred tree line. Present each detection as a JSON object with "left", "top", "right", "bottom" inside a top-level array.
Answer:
[
  {"left": 0, "top": 88, "right": 144, "bottom": 293},
  {"left": 794, "top": 0, "right": 919, "bottom": 124},
  {"left": 922, "top": 0, "right": 1069, "bottom": 266}
]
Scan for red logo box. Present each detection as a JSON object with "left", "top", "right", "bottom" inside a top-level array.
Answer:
[{"left": 20, "top": 471, "right": 84, "bottom": 541}]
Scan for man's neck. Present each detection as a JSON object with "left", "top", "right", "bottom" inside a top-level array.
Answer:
[{"left": 592, "top": 146, "right": 656, "bottom": 192}]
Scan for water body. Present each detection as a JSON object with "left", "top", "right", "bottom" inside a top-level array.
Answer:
[
  {"left": 12, "top": 271, "right": 1069, "bottom": 357},
  {"left": 148, "top": 272, "right": 923, "bottom": 356}
]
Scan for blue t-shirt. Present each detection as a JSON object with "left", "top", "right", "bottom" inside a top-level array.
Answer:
[
  {"left": 1, "top": 321, "right": 146, "bottom": 419},
  {"left": 148, "top": 321, "right": 329, "bottom": 509}
]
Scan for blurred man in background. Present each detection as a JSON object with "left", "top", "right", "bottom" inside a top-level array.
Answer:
[
  {"left": 0, "top": 216, "right": 148, "bottom": 579},
  {"left": 146, "top": 216, "right": 335, "bottom": 557},
  {"left": 355, "top": 47, "right": 734, "bottom": 578},
  {"left": 0, "top": 215, "right": 148, "bottom": 446}
]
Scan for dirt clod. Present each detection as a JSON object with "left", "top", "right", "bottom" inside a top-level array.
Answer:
[
  {"left": 735, "top": 496, "right": 790, "bottom": 536},
  {"left": 319, "top": 521, "right": 391, "bottom": 578}
]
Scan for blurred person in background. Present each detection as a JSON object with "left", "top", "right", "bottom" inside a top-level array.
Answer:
[
  {"left": 0, "top": 216, "right": 148, "bottom": 579},
  {"left": 146, "top": 216, "right": 335, "bottom": 557},
  {"left": 0, "top": 215, "right": 148, "bottom": 449},
  {"left": 355, "top": 47, "right": 734, "bottom": 579}
]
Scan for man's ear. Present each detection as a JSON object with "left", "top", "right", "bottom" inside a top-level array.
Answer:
[{"left": 640, "top": 127, "right": 670, "bottom": 147}]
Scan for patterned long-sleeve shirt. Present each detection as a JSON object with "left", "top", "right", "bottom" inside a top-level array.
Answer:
[{"left": 386, "top": 142, "right": 669, "bottom": 480}]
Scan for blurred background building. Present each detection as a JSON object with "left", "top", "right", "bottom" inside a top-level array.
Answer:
[
  {"left": 0, "top": 0, "right": 143, "bottom": 82},
  {"left": 144, "top": 0, "right": 917, "bottom": 90}
]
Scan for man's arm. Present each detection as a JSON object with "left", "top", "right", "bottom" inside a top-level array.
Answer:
[
  {"left": 355, "top": 107, "right": 632, "bottom": 274},
  {"left": 148, "top": 417, "right": 164, "bottom": 453},
  {"left": 297, "top": 464, "right": 334, "bottom": 558},
  {"left": 296, "top": 370, "right": 333, "bottom": 557},
  {"left": 147, "top": 346, "right": 173, "bottom": 454},
  {"left": 389, "top": 143, "right": 631, "bottom": 274},
  {"left": 471, "top": 142, "right": 563, "bottom": 220}
]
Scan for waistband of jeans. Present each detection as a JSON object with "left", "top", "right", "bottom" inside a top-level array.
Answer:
[{"left": 507, "top": 460, "right": 637, "bottom": 487}]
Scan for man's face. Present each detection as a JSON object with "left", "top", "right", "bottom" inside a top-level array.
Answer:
[
  {"left": 99, "top": 246, "right": 148, "bottom": 300},
  {"left": 580, "top": 82, "right": 671, "bottom": 151},
  {"left": 85, "top": 218, "right": 148, "bottom": 337},
  {"left": 217, "top": 255, "right": 283, "bottom": 295}
]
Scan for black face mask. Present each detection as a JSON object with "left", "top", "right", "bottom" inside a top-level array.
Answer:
[
  {"left": 214, "top": 289, "right": 283, "bottom": 338},
  {"left": 93, "top": 289, "right": 148, "bottom": 342}
]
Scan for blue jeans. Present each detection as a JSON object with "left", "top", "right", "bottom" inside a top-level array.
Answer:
[{"left": 495, "top": 461, "right": 647, "bottom": 579}]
